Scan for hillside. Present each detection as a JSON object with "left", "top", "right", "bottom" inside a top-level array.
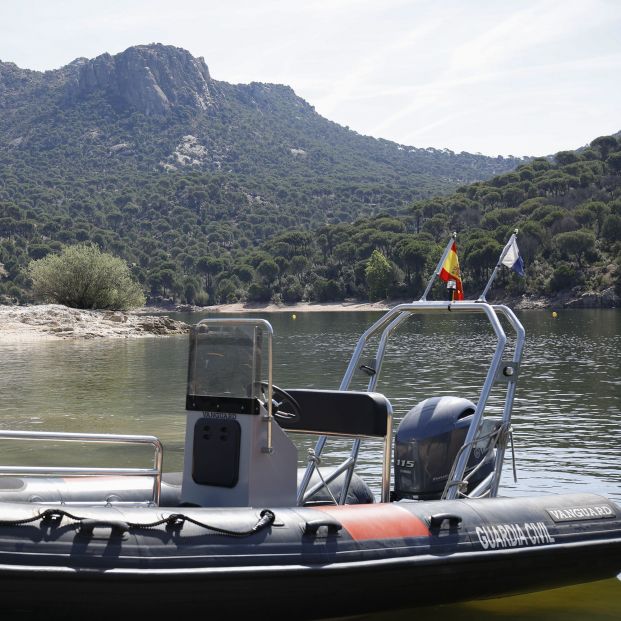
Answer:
[
  {"left": 3, "top": 128, "right": 618, "bottom": 307},
  {"left": 227, "top": 134, "right": 619, "bottom": 308},
  {"left": 0, "top": 43, "right": 530, "bottom": 304}
]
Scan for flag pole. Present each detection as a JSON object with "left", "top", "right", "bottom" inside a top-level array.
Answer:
[
  {"left": 420, "top": 232, "right": 457, "bottom": 301},
  {"left": 478, "top": 229, "right": 518, "bottom": 302}
]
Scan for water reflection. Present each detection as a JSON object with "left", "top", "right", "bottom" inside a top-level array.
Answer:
[{"left": 355, "top": 577, "right": 621, "bottom": 621}]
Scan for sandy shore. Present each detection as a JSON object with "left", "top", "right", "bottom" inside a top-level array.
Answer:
[
  {"left": 202, "top": 300, "right": 394, "bottom": 314},
  {"left": 179, "top": 296, "right": 551, "bottom": 313},
  {"left": 200, "top": 290, "right": 618, "bottom": 313},
  {"left": 146, "top": 297, "right": 558, "bottom": 315},
  {"left": 0, "top": 302, "right": 393, "bottom": 343}
]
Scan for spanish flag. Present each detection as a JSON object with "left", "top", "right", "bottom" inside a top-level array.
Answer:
[{"left": 439, "top": 241, "right": 464, "bottom": 300}]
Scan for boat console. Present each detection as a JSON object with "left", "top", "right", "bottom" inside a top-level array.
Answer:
[{"left": 182, "top": 319, "right": 298, "bottom": 507}]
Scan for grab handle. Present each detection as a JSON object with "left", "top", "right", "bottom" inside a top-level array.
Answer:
[
  {"left": 78, "top": 519, "right": 130, "bottom": 535},
  {"left": 428, "top": 513, "right": 462, "bottom": 529},
  {"left": 304, "top": 517, "right": 343, "bottom": 535}
]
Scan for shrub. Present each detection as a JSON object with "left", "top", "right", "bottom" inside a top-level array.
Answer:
[
  {"left": 365, "top": 250, "right": 392, "bottom": 300},
  {"left": 183, "top": 282, "right": 197, "bottom": 304},
  {"left": 247, "top": 282, "right": 271, "bottom": 302},
  {"left": 281, "top": 276, "right": 304, "bottom": 304},
  {"left": 29, "top": 244, "right": 145, "bottom": 310},
  {"left": 215, "top": 278, "right": 240, "bottom": 303},
  {"left": 602, "top": 214, "right": 621, "bottom": 245},
  {"left": 193, "top": 290, "right": 210, "bottom": 306},
  {"left": 315, "top": 278, "right": 344, "bottom": 302},
  {"left": 549, "top": 263, "right": 583, "bottom": 292}
]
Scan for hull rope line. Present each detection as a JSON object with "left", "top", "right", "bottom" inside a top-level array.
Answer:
[{"left": 0, "top": 508, "right": 276, "bottom": 536}]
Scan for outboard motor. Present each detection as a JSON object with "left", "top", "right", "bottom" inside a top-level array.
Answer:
[{"left": 393, "top": 396, "right": 498, "bottom": 500}]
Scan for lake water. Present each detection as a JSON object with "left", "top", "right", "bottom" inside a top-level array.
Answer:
[{"left": 0, "top": 308, "right": 619, "bottom": 619}]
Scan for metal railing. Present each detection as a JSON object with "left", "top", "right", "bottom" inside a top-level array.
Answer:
[
  {"left": 298, "top": 300, "right": 525, "bottom": 504},
  {"left": 0, "top": 430, "right": 163, "bottom": 505},
  {"left": 292, "top": 404, "right": 393, "bottom": 505}
]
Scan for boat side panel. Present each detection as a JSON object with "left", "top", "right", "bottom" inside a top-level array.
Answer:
[{"left": 0, "top": 494, "right": 617, "bottom": 569}]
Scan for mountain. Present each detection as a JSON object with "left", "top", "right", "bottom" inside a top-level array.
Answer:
[
  {"left": 66, "top": 45, "right": 215, "bottom": 115},
  {"left": 0, "top": 44, "right": 525, "bottom": 185},
  {"left": 0, "top": 43, "right": 530, "bottom": 304}
]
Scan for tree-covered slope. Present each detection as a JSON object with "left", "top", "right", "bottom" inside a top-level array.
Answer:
[
  {"left": 0, "top": 43, "right": 530, "bottom": 304},
  {"left": 253, "top": 134, "right": 619, "bottom": 307},
  {"left": 1, "top": 126, "right": 618, "bottom": 307}
]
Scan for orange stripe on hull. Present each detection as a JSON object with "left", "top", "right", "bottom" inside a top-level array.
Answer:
[{"left": 315, "top": 503, "right": 430, "bottom": 541}]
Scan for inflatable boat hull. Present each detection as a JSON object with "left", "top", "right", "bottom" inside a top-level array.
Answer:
[{"left": 0, "top": 493, "right": 618, "bottom": 618}]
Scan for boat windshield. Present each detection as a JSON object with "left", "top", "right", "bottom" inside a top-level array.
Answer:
[{"left": 187, "top": 322, "right": 264, "bottom": 399}]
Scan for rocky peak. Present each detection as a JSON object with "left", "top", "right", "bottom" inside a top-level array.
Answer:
[
  {"left": 0, "top": 61, "right": 46, "bottom": 107},
  {"left": 68, "top": 43, "right": 215, "bottom": 115},
  {"left": 0, "top": 61, "right": 35, "bottom": 89}
]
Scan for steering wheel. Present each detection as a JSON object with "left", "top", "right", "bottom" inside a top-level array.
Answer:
[{"left": 254, "top": 382, "right": 302, "bottom": 424}]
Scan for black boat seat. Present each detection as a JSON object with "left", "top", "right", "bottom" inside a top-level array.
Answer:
[{"left": 276, "top": 389, "right": 391, "bottom": 438}]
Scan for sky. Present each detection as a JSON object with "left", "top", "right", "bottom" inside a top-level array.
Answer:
[{"left": 0, "top": 0, "right": 619, "bottom": 157}]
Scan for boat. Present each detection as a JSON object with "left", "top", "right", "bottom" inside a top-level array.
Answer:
[{"left": 0, "top": 245, "right": 619, "bottom": 619}]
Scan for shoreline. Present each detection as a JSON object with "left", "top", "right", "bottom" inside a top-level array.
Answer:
[
  {"left": 1, "top": 292, "right": 617, "bottom": 342},
  {"left": 158, "top": 290, "right": 618, "bottom": 314},
  {"left": 198, "top": 300, "right": 394, "bottom": 314}
]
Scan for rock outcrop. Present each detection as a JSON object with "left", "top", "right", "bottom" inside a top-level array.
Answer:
[
  {"left": 0, "top": 305, "right": 190, "bottom": 341},
  {"left": 563, "top": 287, "right": 620, "bottom": 309},
  {"left": 510, "top": 287, "right": 619, "bottom": 310},
  {"left": 67, "top": 44, "right": 215, "bottom": 115}
]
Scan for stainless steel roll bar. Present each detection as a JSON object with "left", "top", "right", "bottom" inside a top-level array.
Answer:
[
  {"left": 298, "top": 300, "right": 525, "bottom": 503},
  {"left": 0, "top": 430, "right": 163, "bottom": 505}
]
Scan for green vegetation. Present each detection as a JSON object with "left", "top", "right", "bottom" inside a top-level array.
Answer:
[
  {"left": 365, "top": 250, "right": 394, "bottom": 300},
  {"left": 2, "top": 133, "right": 619, "bottom": 306},
  {"left": 29, "top": 244, "right": 145, "bottom": 310},
  {"left": 0, "top": 45, "right": 525, "bottom": 306},
  {"left": 0, "top": 46, "right": 618, "bottom": 306}
]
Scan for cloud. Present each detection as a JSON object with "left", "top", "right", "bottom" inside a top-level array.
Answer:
[{"left": 365, "top": 0, "right": 621, "bottom": 146}]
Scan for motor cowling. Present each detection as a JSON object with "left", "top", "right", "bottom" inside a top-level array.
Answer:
[{"left": 393, "top": 396, "right": 496, "bottom": 500}]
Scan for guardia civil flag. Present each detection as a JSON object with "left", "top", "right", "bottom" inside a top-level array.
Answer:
[
  {"left": 478, "top": 230, "right": 524, "bottom": 301},
  {"left": 439, "top": 241, "right": 464, "bottom": 300},
  {"left": 500, "top": 236, "right": 525, "bottom": 276}
]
